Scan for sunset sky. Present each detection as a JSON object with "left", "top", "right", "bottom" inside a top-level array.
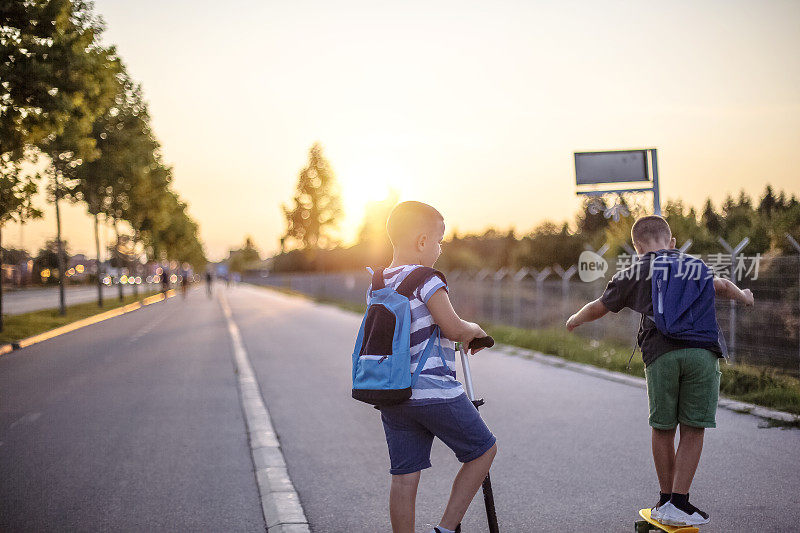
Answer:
[{"left": 6, "top": 0, "right": 800, "bottom": 260}]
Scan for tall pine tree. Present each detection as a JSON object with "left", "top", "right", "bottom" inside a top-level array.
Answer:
[{"left": 282, "top": 143, "right": 342, "bottom": 250}]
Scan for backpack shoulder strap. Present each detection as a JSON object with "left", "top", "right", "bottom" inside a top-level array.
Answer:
[
  {"left": 396, "top": 267, "right": 447, "bottom": 299},
  {"left": 371, "top": 267, "right": 386, "bottom": 290},
  {"left": 410, "top": 328, "right": 441, "bottom": 386}
]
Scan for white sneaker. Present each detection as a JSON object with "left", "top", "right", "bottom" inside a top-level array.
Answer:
[
  {"left": 650, "top": 504, "right": 664, "bottom": 522},
  {"left": 659, "top": 502, "right": 711, "bottom": 526}
]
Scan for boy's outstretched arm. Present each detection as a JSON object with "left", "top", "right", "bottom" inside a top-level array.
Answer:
[
  {"left": 566, "top": 299, "right": 609, "bottom": 331},
  {"left": 427, "top": 288, "right": 487, "bottom": 353},
  {"left": 713, "top": 277, "right": 755, "bottom": 306}
]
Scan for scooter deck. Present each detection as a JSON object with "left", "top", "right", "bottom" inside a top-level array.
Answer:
[{"left": 636, "top": 508, "right": 699, "bottom": 533}]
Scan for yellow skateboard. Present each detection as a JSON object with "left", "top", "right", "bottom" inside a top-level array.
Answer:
[{"left": 636, "top": 508, "right": 699, "bottom": 533}]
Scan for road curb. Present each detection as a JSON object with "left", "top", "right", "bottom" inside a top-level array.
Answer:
[
  {"left": 0, "top": 290, "right": 176, "bottom": 355},
  {"left": 496, "top": 344, "right": 800, "bottom": 424},
  {"left": 219, "top": 293, "right": 310, "bottom": 533}
]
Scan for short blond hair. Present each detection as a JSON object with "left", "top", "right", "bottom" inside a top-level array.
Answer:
[
  {"left": 631, "top": 215, "right": 672, "bottom": 245},
  {"left": 386, "top": 201, "right": 443, "bottom": 247}
]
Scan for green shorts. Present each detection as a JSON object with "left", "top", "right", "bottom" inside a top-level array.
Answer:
[{"left": 644, "top": 348, "right": 721, "bottom": 430}]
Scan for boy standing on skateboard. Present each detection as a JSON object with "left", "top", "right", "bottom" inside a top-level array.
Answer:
[
  {"left": 372, "top": 201, "right": 497, "bottom": 533},
  {"left": 566, "top": 215, "right": 754, "bottom": 527}
]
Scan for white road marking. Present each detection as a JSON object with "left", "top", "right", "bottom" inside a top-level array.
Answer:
[
  {"left": 127, "top": 316, "right": 161, "bottom": 344},
  {"left": 219, "top": 292, "right": 310, "bottom": 533},
  {"left": 9, "top": 412, "right": 41, "bottom": 430}
]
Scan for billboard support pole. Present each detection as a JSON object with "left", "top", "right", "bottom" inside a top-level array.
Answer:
[{"left": 650, "top": 148, "right": 662, "bottom": 216}]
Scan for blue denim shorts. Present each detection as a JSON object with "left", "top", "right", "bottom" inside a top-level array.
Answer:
[{"left": 379, "top": 393, "right": 496, "bottom": 475}]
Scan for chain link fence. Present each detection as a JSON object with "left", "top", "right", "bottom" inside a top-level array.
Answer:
[{"left": 245, "top": 254, "right": 800, "bottom": 377}]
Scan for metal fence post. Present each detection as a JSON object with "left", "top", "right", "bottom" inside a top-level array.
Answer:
[
  {"left": 534, "top": 268, "right": 551, "bottom": 330},
  {"left": 513, "top": 268, "right": 530, "bottom": 327},
  {"left": 492, "top": 269, "right": 507, "bottom": 324},
  {"left": 786, "top": 234, "right": 800, "bottom": 375},
  {"left": 554, "top": 265, "right": 577, "bottom": 322},
  {"left": 529, "top": 269, "right": 540, "bottom": 329},
  {"left": 476, "top": 269, "right": 491, "bottom": 322},
  {"left": 718, "top": 237, "right": 750, "bottom": 363},
  {"left": 621, "top": 242, "right": 635, "bottom": 256}
]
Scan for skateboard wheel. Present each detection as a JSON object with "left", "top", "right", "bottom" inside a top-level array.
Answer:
[{"left": 635, "top": 521, "right": 651, "bottom": 533}]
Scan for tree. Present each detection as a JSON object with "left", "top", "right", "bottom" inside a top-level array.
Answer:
[
  {"left": 282, "top": 143, "right": 342, "bottom": 251},
  {"left": 0, "top": 0, "right": 101, "bottom": 324},
  {"left": 758, "top": 185, "right": 778, "bottom": 218},
  {"left": 33, "top": 238, "right": 69, "bottom": 283},
  {"left": 74, "top": 68, "right": 154, "bottom": 304},
  {"left": 576, "top": 197, "right": 610, "bottom": 237},
  {"left": 661, "top": 199, "right": 720, "bottom": 253},
  {"left": 774, "top": 203, "right": 800, "bottom": 254},
  {"left": 228, "top": 236, "right": 260, "bottom": 273},
  {"left": 152, "top": 190, "right": 205, "bottom": 270},
  {"left": 1, "top": 0, "right": 89, "bottom": 159},
  {"left": 701, "top": 198, "right": 722, "bottom": 236},
  {"left": 0, "top": 159, "right": 42, "bottom": 330},
  {"left": 128, "top": 161, "right": 170, "bottom": 260},
  {"left": 777, "top": 190, "right": 788, "bottom": 211},
  {"left": 2, "top": 1, "right": 204, "bottom": 306},
  {"left": 32, "top": 1, "right": 121, "bottom": 314},
  {"left": 519, "top": 222, "right": 584, "bottom": 270}
]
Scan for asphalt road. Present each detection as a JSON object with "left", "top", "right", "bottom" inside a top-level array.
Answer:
[
  {"left": 226, "top": 285, "right": 800, "bottom": 533},
  {"left": 5, "top": 283, "right": 161, "bottom": 315},
  {"left": 1, "top": 283, "right": 798, "bottom": 532},
  {"left": 0, "top": 287, "right": 262, "bottom": 532}
]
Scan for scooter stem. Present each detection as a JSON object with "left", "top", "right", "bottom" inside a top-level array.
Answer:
[{"left": 459, "top": 345, "right": 477, "bottom": 401}]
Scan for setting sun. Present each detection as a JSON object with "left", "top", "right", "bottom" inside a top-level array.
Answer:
[{"left": 336, "top": 156, "right": 407, "bottom": 244}]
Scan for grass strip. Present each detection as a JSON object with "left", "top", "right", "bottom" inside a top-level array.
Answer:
[
  {"left": 486, "top": 324, "right": 645, "bottom": 376},
  {"left": 487, "top": 324, "right": 800, "bottom": 416},
  {"left": 1, "top": 290, "right": 161, "bottom": 345},
  {"left": 250, "top": 284, "right": 800, "bottom": 416}
]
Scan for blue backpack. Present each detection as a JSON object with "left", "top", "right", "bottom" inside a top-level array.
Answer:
[
  {"left": 351, "top": 267, "right": 446, "bottom": 406},
  {"left": 649, "top": 250, "right": 723, "bottom": 349}
]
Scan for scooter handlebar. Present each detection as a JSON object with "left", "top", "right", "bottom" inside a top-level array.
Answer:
[{"left": 467, "top": 336, "right": 495, "bottom": 351}]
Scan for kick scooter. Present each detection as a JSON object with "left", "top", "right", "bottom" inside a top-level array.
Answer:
[{"left": 460, "top": 336, "right": 499, "bottom": 533}]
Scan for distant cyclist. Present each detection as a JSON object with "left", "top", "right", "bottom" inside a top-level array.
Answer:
[
  {"left": 205, "top": 271, "right": 213, "bottom": 298},
  {"left": 181, "top": 271, "right": 189, "bottom": 299}
]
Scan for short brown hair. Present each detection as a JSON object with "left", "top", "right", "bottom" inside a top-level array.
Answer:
[
  {"left": 631, "top": 215, "right": 672, "bottom": 244},
  {"left": 386, "top": 201, "right": 444, "bottom": 246}
]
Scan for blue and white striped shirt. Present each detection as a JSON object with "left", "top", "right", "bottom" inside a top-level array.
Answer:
[{"left": 368, "top": 265, "right": 465, "bottom": 404}]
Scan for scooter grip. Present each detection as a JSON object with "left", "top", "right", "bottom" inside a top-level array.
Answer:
[{"left": 468, "top": 336, "right": 495, "bottom": 350}]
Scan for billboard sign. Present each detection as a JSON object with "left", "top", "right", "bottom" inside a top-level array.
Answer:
[{"left": 574, "top": 149, "right": 649, "bottom": 185}]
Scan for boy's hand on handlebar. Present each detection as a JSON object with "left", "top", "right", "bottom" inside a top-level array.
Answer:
[{"left": 464, "top": 322, "right": 487, "bottom": 354}]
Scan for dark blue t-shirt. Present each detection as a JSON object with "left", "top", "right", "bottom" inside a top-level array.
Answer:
[{"left": 600, "top": 250, "right": 723, "bottom": 366}]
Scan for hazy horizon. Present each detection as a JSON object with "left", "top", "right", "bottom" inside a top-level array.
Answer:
[{"left": 6, "top": 0, "right": 799, "bottom": 261}]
